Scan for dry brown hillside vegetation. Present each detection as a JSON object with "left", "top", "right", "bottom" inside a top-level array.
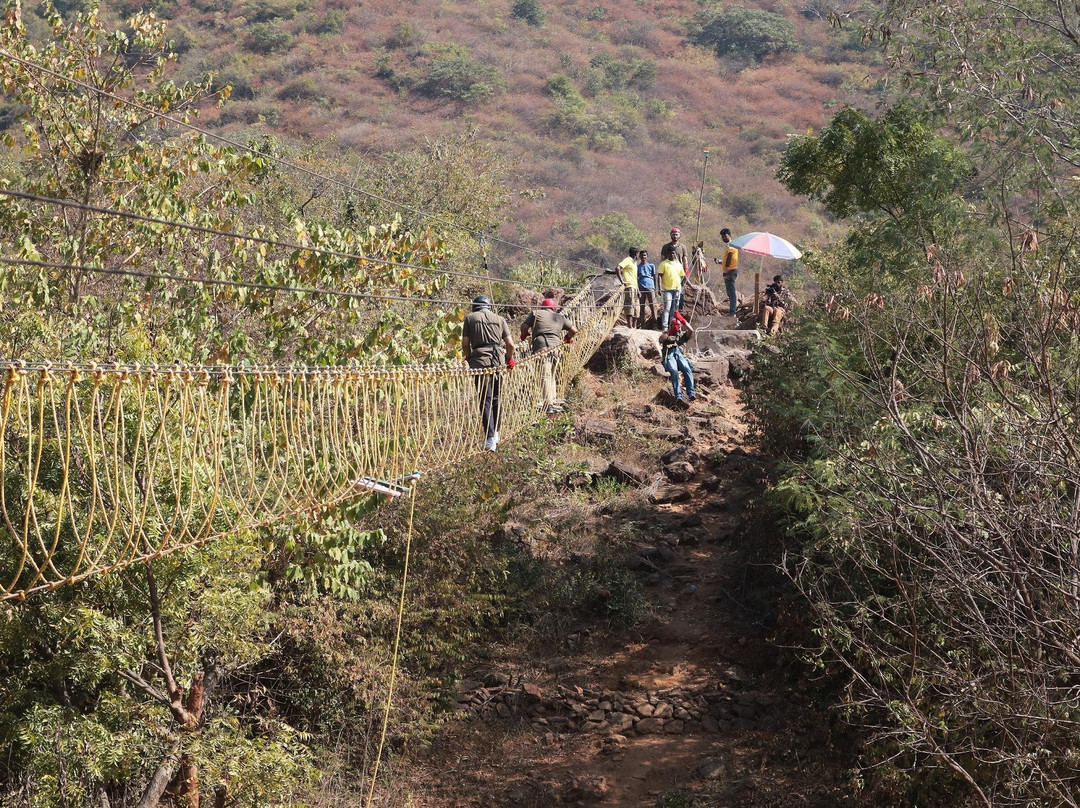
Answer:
[{"left": 23, "top": 0, "right": 877, "bottom": 266}]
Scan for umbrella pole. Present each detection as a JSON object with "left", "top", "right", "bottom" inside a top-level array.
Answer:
[{"left": 754, "top": 255, "right": 763, "bottom": 316}]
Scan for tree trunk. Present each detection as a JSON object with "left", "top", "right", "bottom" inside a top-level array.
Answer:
[
  {"left": 177, "top": 673, "right": 205, "bottom": 807},
  {"left": 135, "top": 747, "right": 181, "bottom": 808}
]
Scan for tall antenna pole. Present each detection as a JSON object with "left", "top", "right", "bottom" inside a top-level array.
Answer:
[
  {"left": 694, "top": 148, "right": 709, "bottom": 246},
  {"left": 688, "top": 149, "right": 711, "bottom": 328}
]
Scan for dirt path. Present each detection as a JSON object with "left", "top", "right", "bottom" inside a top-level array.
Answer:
[{"left": 400, "top": 373, "right": 849, "bottom": 807}]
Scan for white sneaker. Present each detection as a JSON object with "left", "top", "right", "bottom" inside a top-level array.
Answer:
[{"left": 484, "top": 436, "right": 497, "bottom": 452}]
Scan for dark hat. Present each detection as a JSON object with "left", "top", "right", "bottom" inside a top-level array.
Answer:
[{"left": 471, "top": 295, "right": 493, "bottom": 311}]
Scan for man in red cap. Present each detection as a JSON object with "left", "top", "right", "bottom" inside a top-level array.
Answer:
[
  {"left": 521, "top": 291, "right": 577, "bottom": 413},
  {"left": 661, "top": 227, "right": 689, "bottom": 313}
]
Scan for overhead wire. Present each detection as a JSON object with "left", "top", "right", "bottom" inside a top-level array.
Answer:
[
  {"left": 0, "top": 253, "right": 613, "bottom": 316},
  {"left": 0, "top": 255, "right": 496, "bottom": 310},
  {"left": 0, "top": 47, "right": 604, "bottom": 276},
  {"left": 0, "top": 187, "right": 566, "bottom": 294}
]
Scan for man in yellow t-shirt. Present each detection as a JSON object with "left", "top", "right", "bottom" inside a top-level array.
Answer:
[
  {"left": 720, "top": 227, "right": 739, "bottom": 318},
  {"left": 657, "top": 255, "right": 685, "bottom": 330},
  {"left": 616, "top": 247, "right": 640, "bottom": 328}
]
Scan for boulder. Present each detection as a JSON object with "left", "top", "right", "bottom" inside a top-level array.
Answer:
[
  {"left": 697, "top": 757, "right": 727, "bottom": 780},
  {"left": 586, "top": 327, "right": 665, "bottom": 372},
  {"left": 664, "top": 461, "right": 696, "bottom": 482},
  {"left": 605, "top": 460, "right": 649, "bottom": 485},
  {"left": 651, "top": 484, "right": 693, "bottom": 504},
  {"left": 576, "top": 418, "right": 619, "bottom": 444}
]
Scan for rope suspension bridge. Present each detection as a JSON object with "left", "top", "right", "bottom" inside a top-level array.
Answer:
[{"left": 0, "top": 283, "right": 618, "bottom": 602}]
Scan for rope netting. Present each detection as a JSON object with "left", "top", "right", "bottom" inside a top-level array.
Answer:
[{"left": 0, "top": 285, "right": 618, "bottom": 601}]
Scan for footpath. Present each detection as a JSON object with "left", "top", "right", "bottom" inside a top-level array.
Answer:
[{"left": 400, "top": 331, "right": 850, "bottom": 807}]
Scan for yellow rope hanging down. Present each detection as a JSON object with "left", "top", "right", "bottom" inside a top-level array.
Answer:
[{"left": 0, "top": 287, "right": 620, "bottom": 601}]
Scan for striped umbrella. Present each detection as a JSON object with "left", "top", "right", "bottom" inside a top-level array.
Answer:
[
  {"left": 727, "top": 232, "right": 801, "bottom": 316},
  {"left": 728, "top": 231, "right": 802, "bottom": 260}
]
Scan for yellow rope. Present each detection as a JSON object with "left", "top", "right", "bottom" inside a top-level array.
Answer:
[
  {"left": 364, "top": 479, "right": 417, "bottom": 808},
  {"left": 0, "top": 289, "right": 620, "bottom": 601}
]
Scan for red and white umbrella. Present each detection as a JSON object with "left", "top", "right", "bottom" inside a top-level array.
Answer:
[{"left": 728, "top": 231, "right": 802, "bottom": 260}]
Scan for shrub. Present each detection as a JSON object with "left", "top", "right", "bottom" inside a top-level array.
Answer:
[
  {"left": 306, "top": 8, "right": 343, "bottom": 35},
  {"left": 412, "top": 52, "right": 504, "bottom": 103},
  {"left": 587, "top": 212, "right": 647, "bottom": 254},
  {"left": 276, "top": 76, "right": 321, "bottom": 100},
  {"left": 511, "top": 0, "right": 545, "bottom": 26},
  {"left": 385, "top": 21, "right": 424, "bottom": 49},
  {"left": 243, "top": 0, "right": 305, "bottom": 22},
  {"left": 690, "top": 4, "right": 799, "bottom": 61},
  {"left": 245, "top": 20, "right": 294, "bottom": 53}
]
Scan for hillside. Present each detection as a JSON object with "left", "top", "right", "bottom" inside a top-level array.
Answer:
[{"left": 103, "top": 0, "right": 875, "bottom": 267}]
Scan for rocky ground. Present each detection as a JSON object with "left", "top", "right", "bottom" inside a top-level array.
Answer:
[{"left": 396, "top": 331, "right": 854, "bottom": 807}]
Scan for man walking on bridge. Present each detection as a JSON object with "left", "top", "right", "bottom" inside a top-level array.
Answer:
[
  {"left": 521, "top": 292, "right": 577, "bottom": 413},
  {"left": 462, "top": 296, "right": 515, "bottom": 452}
]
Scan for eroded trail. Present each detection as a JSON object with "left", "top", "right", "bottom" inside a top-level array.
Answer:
[{"left": 401, "top": 372, "right": 847, "bottom": 807}]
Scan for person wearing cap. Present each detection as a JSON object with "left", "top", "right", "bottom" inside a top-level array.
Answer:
[
  {"left": 662, "top": 227, "right": 690, "bottom": 312},
  {"left": 462, "top": 295, "right": 515, "bottom": 451},
  {"left": 616, "top": 247, "right": 640, "bottom": 328},
  {"left": 659, "top": 309, "right": 696, "bottom": 406},
  {"left": 636, "top": 248, "right": 657, "bottom": 328},
  {"left": 657, "top": 251, "right": 686, "bottom": 330},
  {"left": 521, "top": 292, "right": 577, "bottom": 413},
  {"left": 720, "top": 228, "right": 739, "bottom": 318}
]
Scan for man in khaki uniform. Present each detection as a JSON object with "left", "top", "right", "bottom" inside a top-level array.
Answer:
[
  {"left": 521, "top": 292, "right": 577, "bottom": 413},
  {"left": 462, "top": 295, "right": 515, "bottom": 451}
]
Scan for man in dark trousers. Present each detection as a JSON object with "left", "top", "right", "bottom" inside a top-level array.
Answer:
[
  {"left": 720, "top": 227, "right": 739, "bottom": 318},
  {"left": 661, "top": 227, "right": 689, "bottom": 313},
  {"left": 521, "top": 292, "right": 577, "bottom": 413},
  {"left": 462, "top": 295, "right": 515, "bottom": 451}
]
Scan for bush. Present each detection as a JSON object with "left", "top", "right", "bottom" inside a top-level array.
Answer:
[
  {"left": 690, "top": 4, "right": 799, "bottom": 61},
  {"left": 386, "top": 21, "right": 424, "bottom": 49},
  {"left": 412, "top": 52, "right": 504, "bottom": 102},
  {"left": 511, "top": 0, "right": 545, "bottom": 26},
  {"left": 587, "top": 212, "right": 647, "bottom": 254},
  {"left": 305, "top": 8, "right": 343, "bottom": 35},
  {"left": 245, "top": 20, "right": 294, "bottom": 53},
  {"left": 276, "top": 76, "right": 321, "bottom": 101}
]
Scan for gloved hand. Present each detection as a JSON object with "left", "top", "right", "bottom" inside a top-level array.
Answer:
[
  {"left": 506, "top": 358, "right": 516, "bottom": 370},
  {"left": 564, "top": 336, "right": 573, "bottom": 345}
]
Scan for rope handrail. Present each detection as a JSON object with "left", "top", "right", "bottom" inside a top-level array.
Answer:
[{"left": 0, "top": 285, "right": 618, "bottom": 601}]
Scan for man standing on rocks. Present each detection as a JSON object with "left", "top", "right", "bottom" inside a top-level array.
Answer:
[
  {"left": 720, "top": 228, "right": 739, "bottom": 319},
  {"left": 616, "top": 247, "right": 640, "bottom": 328},
  {"left": 637, "top": 248, "right": 657, "bottom": 328},
  {"left": 662, "top": 227, "right": 689, "bottom": 313},
  {"left": 657, "top": 251, "right": 686, "bottom": 330},
  {"left": 462, "top": 295, "right": 515, "bottom": 451},
  {"left": 521, "top": 292, "right": 577, "bottom": 413}
]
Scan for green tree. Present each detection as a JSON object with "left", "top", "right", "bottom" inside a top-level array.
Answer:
[
  {"left": 511, "top": 0, "right": 544, "bottom": 26},
  {"left": 757, "top": 85, "right": 1080, "bottom": 804},
  {"left": 689, "top": 4, "right": 799, "bottom": 61},
  {"left": 586, "top": 211, "right": 647, "bottom": 254}
]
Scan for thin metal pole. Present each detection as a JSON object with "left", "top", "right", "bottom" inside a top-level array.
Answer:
[
  {"left": 686, "top": 149, "right": 711, "bottom": 327},
  {"left": 694, "top": 149, "right": 709, "bottom": 246}
]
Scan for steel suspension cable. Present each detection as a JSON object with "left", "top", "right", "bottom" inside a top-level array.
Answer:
[
  {"left": 0, "top": 187, "right": 567, "bottom": 294},
  {"left": 0, "top": 47, "right": 603, "bottom": 275}
]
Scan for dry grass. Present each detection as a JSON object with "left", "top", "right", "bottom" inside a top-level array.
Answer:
[{"left": 154, "top": 0, "right": 877, "bottom": 260}]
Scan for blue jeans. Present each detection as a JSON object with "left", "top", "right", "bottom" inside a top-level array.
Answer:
[
  {"left": 724, "top": 271, "right": 737, "bottom": 316},
  {"left": 662, "top": 349, "right": 695, "bottom": 400},
  {"left": 661, "top": 289, "right": 679, "bottom": 329}
]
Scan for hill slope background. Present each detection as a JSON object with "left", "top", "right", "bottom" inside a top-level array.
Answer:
[{"left": 82, "top": 0, "right": 877, "bottom": 269}]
